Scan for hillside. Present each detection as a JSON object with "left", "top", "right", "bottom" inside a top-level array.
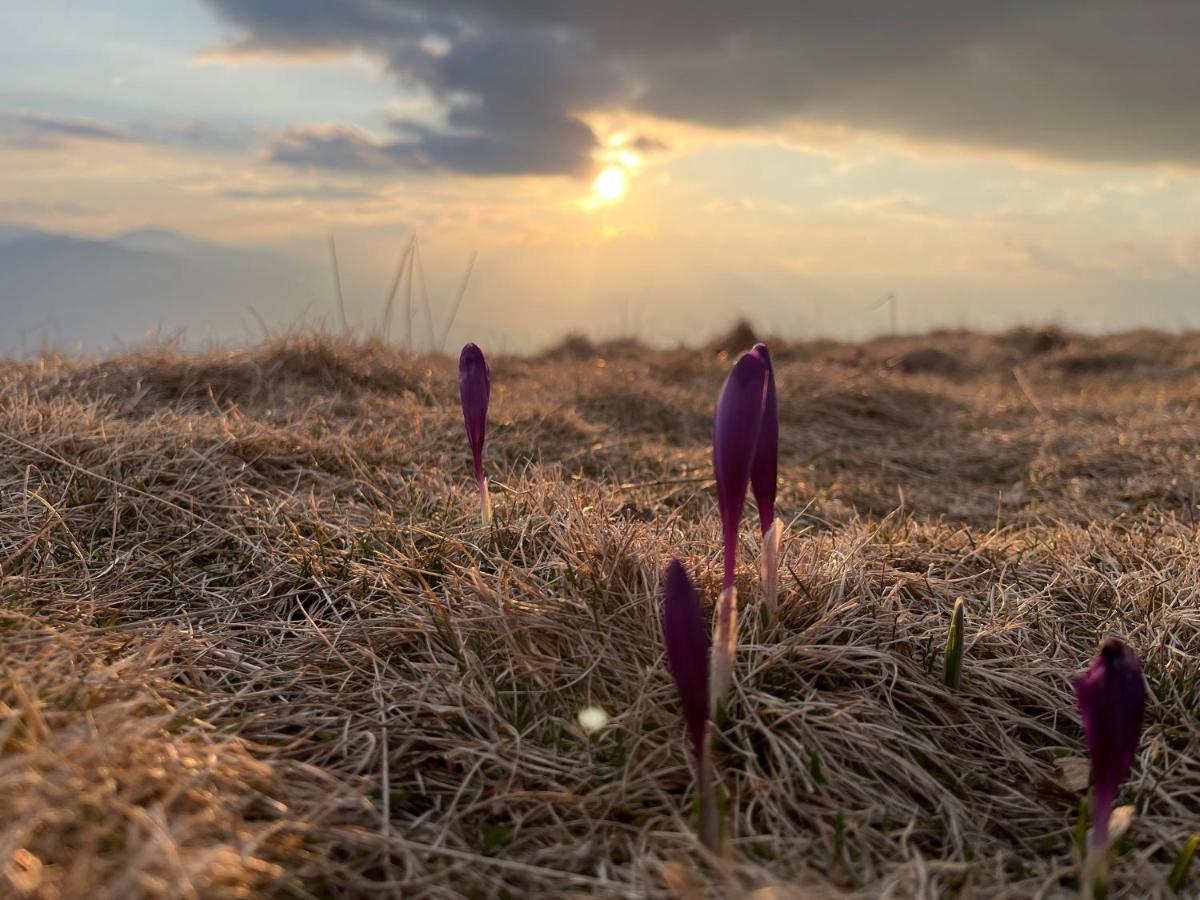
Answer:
[{"left": 0, "top": 328, "right": 1196, "bottom": 898}]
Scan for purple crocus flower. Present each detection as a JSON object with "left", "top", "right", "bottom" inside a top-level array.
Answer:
[
  {"left": 1073, "top": 637, "right": 1146, "bottom": 848},
  {"left": 712, "top": 350, "right": 770, "bottom": 589},
  {"left": 710, "top": 349, "right": 769, "bottom": 711},
  {"left": 749, "top": 343, "right": 778, "bottom": 536},
  {"left": 458, "top": 342, "right": 492, "bottom": 524},
  {"left": 749, "top": 343, "right": 781, "bottom": 619},
  {"left": 662, "top": 558, "right": 710, "bottom": 764},
  {"left": 661, "top": 558, "right": 717, "bottom": 849}
]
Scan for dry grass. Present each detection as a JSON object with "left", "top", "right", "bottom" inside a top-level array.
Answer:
[{"left": 0, "top": 328, "right": 1197, "bottom": 899}]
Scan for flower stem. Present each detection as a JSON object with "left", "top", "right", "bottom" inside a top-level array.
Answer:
[
  {"left": 697, "top": 736, "right": 719, "bottom": 852},
  {"left": 759, "top": 520, "right": 781, "bottom": 623},
  {"left": 1082, "top": 844, "right": 1109, "bottom": 899},
  {"left": 710, "top": 585, "right": 737, "bottom": 717},
  {"left": 478, "top": 477, "right": 492, "bottom": 527}
]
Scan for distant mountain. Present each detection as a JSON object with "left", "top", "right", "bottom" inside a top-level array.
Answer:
[
  {"left": 0, "top": 224, "right": 318, "bottom": 353},
  {"left": 0, "top": 223, "right": 55, "bottom": 244},
  {"left": 108, "top": 228, "right": 218, "bottom": 256}
]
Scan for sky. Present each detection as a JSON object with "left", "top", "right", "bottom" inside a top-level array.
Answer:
[{"left": 2, "top": 1, "right": 1200, "bottom": 351}]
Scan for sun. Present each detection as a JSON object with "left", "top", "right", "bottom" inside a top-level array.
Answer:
[{"left": 592, "top": 165, "right": 627, "bottom": 204}]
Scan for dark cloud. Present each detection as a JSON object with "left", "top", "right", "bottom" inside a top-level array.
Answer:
[
  {"left": 209, "top": 0, "right": 620, "bottom": 176},
  {"left": 628, "top": 135, "right": 668, "bottom": 155},
  {"left": 204, "top": 1, "right": 1200, "bottom": 173},
  {"left": 268, "top": 118, "right": 597, "bottom": 176},
  {"left": 203, "top": 0, "right": 420, "bottom": 53},
  {"left": 269, "top": 126, "right": 402, "bottom": 172}
]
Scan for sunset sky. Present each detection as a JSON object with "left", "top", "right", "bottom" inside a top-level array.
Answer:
[{"left": 3, "top": 1, "right": 1200, "bottom": 349}]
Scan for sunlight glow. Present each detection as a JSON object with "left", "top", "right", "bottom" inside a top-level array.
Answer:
[
  {"left": 577, "top": 706, "right": 609, "bottom": 734},
  {"left": 592, "top": 166, "right": 627, "bottom": 204}
]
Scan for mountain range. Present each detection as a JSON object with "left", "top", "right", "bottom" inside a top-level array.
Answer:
[{"left": 0, "top": 224, "right": 318, "bottom": 354}]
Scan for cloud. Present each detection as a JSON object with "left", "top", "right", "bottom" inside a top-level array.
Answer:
[
  {"left": 203, "top": 0, "right": 417, "bottom": 54},
  {"left": 202, "top": 1, "right": 1200, "bottom": 174},
  {"left": 0, "top": 198, "right": 96, "bottom": 219},
  {"left": 627, "top": 135, "right": 669, "bottom": 155},
  {"left": 268, "top": 126, "right": 402, "bottom": 172},
  {"left": 268, "top": 116, "right": 600, "bottom": 177},
  {"left": 220, "top": 184, "right": 373, "bottom": 201},
  {"left": 0, "top": 111, "right": 251, "bottom": 154},
  {"left": 208, "top": 0, "right": 621, "bottom": 176},
  {"left": 259, "top": 26, "right": 619, "bottom": 177},
  {"left": 0, "top": 113, "right": 139, "bottom": 149}
]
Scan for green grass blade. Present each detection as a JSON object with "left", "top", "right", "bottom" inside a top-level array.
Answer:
[{"left": 943, "top": 597, "right": 966, "bottom": 689}]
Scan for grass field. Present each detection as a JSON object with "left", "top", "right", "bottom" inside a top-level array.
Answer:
[{"left": 0, "top": 326, "right": 1196, "bottom": 898}]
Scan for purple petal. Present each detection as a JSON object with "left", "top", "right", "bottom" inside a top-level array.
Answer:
[
  {"left": 713, "top": 350, "right": 769, "bottom": 588},
  {"left": 662, "top": 558, "right": 710, "bottom": 764},
  {"left": 749, "top": 343, "right": 778, "bottom": 535},
  {"left": 1073, "top": 637, "right": 1146, "bottom": 846},
  {"left": 458, "top": 343, "right": 490, "bottom": 485}
]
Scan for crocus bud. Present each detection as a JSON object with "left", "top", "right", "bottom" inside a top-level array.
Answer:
[
  {"left": 749, "top": 343, "right": 781, "bottom": 619},
  {"left": 1073, "top": 637, "right": 1146, "bottom": 849},
  {"left": 749, "top": 343, "right": 778, "bottom": 536},
  {"left": 458, "top": 342, "right": 491, "bottom": 524},
  {"left": 661, "top": 558, "right": 717, "bottom": 850},
  {"left": 662, "top": 559, "right": 710, "bottom": 765},
  {"left": 712, "top": 350, "right": 769, "bottom": 589},
  {"left": 710, "top": 350, "right": 768, "bottom": 710}
]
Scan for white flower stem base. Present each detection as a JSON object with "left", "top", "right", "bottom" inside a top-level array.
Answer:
[
  {"left": 478, "top": 478, "right": 492, "bottom": 527},
  {"left": 759, "top": 520, "right": 782, "bottom": 622},
  {"left": 710, "top": 585, "right": 737, "bottom": 718},
  {"left": 1082, "top": 805, "right": 1135, "bottom": 899}
]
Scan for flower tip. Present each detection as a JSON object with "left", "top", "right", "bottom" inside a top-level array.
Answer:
[
  {"left": 1075, "top": 637, "right": 1145, "bottom": 697},
  {"left": 1099, "top": 635, "right": 1140, "bottom": 669},
  {"left": 458, "top": 342, "right": 491, "bottom": 390},
  {"left": 729, "top": 345, "right": 769, "bottom": 384},
  {"left": 458, "top": 342, "right": 490, "bottom": 391},
  {"left": 459, "top": 340, "right": 486, "bottom": 366},
  {"left": 665, "top": 557, "right": 695, "bottom": 594},
  {"left": 662, "top": 559, "right": 705, "bottom": 651}
]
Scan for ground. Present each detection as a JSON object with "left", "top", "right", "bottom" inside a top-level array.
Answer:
[{"left": 0, "top": 327, "right": 1196, "bottom": 899}]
